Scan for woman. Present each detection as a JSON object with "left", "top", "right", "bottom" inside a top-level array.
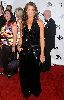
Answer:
[
  {"left": 15, "top": 7, "right": 23, "bottom": 60},
  {"left": 18, "top": 2, "right": 44, "bottom": 98},
  {"left": 15, "top": 7, "right": 23, "bottom": 44},
  {"left": 0, "top": 5, "right": 4, "bottom": 68},
  {"left": 1, "top": 9, "right": 17, "bottom": 77}
]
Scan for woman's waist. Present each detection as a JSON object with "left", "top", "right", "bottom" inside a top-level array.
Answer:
[
  {"left": 22, "top": 44, "right": 40, "bottom": 48},
  {"left": 22, "top": 44, "right": 40, "bottom": 52}
]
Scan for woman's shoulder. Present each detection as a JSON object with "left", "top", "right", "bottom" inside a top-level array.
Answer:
[{"left": 37, "top": 18, "right": 44, "bottom": 27}]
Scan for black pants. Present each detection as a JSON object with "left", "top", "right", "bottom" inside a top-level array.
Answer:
[
  {"left": 2, "top": 45, "right": 12, "bottom": 73},
  {"left": 19, "top": 48, "right": 41, "bottom": 97},
  {"left": 0, "top": 47, "right": 3, "bottom": 67},
  {"left": 2, "top": 45, "right": 17, "bottom": 74},
  {"left": 43, "top": 48, "right": 51, "bottom": 71}
]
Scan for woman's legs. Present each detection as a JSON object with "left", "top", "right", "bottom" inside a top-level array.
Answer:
[
  {"left": 19, "top": 51, "right": 32, "bottom": 97},
  {"left": 19, "top": 50, "right": 41, "bottom": 97},
  {"left": 2, "top": 45, "right": 11, "bottom": 74},
  {"left": 30, "top": 53, "right": 42, "bottom": 97}
]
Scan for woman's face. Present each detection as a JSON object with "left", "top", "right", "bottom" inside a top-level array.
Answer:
[
  {"left": 26, "top": 5, "right": 35, "bottom": 18},
  {"left": 15, "top": 10, "right": 19, "bottom": 18},
  {"left": 4, "top": 11, "right": 11, "bottom": 21}
]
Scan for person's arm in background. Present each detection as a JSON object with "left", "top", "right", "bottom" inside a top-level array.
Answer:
[
  {"left": 17, "top": 22, "right": 23, "bottom": 52},
  {"left": 38, "top": 19, "right": 45, "bottom": 63},
  {"left": 12, "top": 22, "right": 17, "bottom": 52}
]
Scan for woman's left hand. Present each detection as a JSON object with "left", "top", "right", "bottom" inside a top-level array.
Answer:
[
  {"left": 40, "top": 54, "right": 45, "bottom": 63},
  {"left": 12, "top": 46, "right": 15, "bottom": 52}
]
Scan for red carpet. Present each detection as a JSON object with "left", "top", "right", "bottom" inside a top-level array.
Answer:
[{"left": 0, "top": 65, "right": 64, "bottom": 100}]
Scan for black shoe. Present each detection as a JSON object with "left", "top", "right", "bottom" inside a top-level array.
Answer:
[
  {"left": 6, "top": 69, "right": 18, "bottom": 78},
  {"left": 0, "top": 72, "right": 3, "bottom": 75},
  {"left": 41, "top": 67, "right": 51, "bottom": 72},
  {"left": 7, "top": 73, "right": 12, "bottom": 78}
]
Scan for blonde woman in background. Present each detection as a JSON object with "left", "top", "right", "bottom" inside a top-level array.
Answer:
[
  {"left": 15, "top": 7, "right": 23, "bottom": 44},
  {"left": 15, "top": 7, "right": 23, "bottom": 60}
]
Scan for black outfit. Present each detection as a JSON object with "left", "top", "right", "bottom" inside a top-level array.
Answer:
[
  {"left": 1, "top": 23, "right": 12, "bottom": 75},
  {"left": 0, "top": 15, "right": 5, "bottom": 31},
  {"left": 0, "top": 15, "right": 5, "bottom": 67},
  {"left": 19, "top": 20, "right": 42, "bottom": 97},
  {"left": 0, "top": 14, "right": 16, "bottom": 74},
  {"left": 42, "top": 18, "right": 56, "bottom": 71},
  {"left": 0, "top": 47, "right": 3, "bottom": 67},
  {"left": 2, "top": 45, "right": 17, "bottom": 76},
  {"left": 2, "top": 45, "right": 12, "bottom": 72}
]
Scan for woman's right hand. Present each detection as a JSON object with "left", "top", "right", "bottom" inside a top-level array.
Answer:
[
  {"left": 40, "top": 54, "right": 45, "bottom": 63},
  {"left": 17, "top": 45, "right": 23, "bottom": 52}
]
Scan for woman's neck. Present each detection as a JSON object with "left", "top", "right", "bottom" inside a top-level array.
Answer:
[
  {"left": 6, "top": 19, "right": 11, "bottom": 25},
  {"left": 6, "top": 18, "right": 10, "bottom": 22},
  {"left": 27, "top": 17, "right": 34, "bottom": 22}
]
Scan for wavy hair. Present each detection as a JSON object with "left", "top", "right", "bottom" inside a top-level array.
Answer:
[
  {"left": 22, "top": 1, "right": 38, "bottom": 28},
  {"left": 4, "top": 9, "right": 16, "bottom": 26}
]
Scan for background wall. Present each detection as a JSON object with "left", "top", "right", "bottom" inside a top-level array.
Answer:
[{"left": 1, "top": 0, "right": 64, "bottom": 65}]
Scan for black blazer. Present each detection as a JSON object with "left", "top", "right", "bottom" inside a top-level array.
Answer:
[{"left": 44, "top": 18, "right": 56, "bottom": 52}]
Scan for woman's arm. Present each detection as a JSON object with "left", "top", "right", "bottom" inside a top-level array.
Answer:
[
  {"left": 12, "top": 22, "right": 17, "bottom": 47},
  {"left": 38, "top": 19, "right": 45, "bottom": 63},
  {"left": 17, "top": 22, "right": 23, "bottom": 52},
  {"left": 11, "top": 22, "right": 17, "bottom": 52}
]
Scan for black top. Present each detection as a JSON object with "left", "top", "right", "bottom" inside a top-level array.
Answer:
[
  {"left": 22, "top": 20, "right": 40, "bottom": 49},
  {"left": 0, "top": 15, "right": 5, "bottom": 31}
]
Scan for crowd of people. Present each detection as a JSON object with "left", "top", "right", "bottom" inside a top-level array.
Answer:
[{"left": 0, "top": 2, "right": 56, "bottom": 100}]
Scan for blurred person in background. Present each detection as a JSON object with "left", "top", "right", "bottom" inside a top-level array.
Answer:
[
  {"left": 0, "top": 5, "right": 5, "bottom": 69},
  {"left": 42, "top": 10, "right": 56, "bottom": 71},
  {"left": 1, "top": 9, "right": 17, "bottom": 77},
  {"left": 6, "top": 5, "right": 16, "bottom": 22},
  {"left": 0, "top": 5, "right": 5, "bottom": 31},
  {"left": 15, "top": 7, "right": 23, "bottom": 44},
  {"left": 15, "top": 7, "right": 23, "bottom": 60}
]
